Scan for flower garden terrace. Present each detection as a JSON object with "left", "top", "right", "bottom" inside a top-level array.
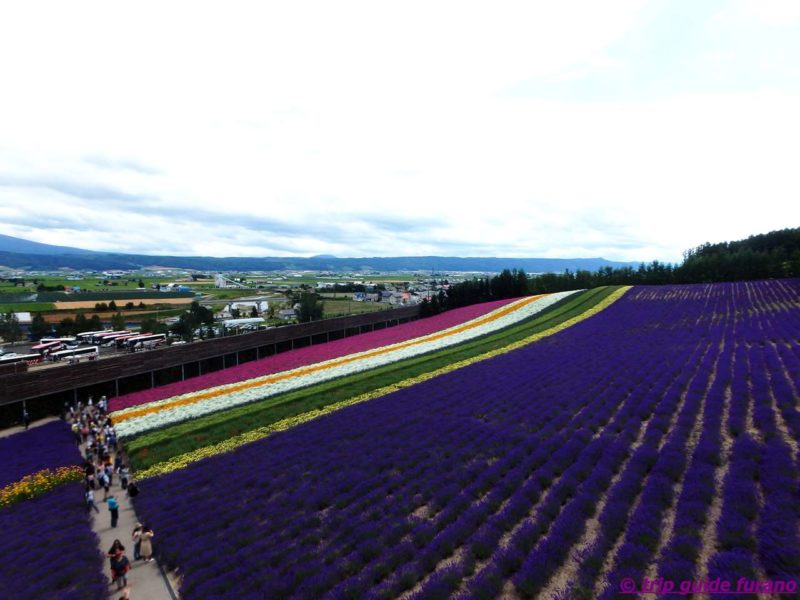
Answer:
[
  {"left": 126, "top": 280, "right": 800, "bottom": 599},
  {"left": 3, "top": 280, "right": 799, "bottom": 598}
]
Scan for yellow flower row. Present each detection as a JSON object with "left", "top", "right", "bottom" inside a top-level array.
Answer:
[
  {"left": 137, "top": 287, "right": 631, "bottom": 480},
  {"left": 113, "top": 295, "right": 544, "bottom": 423},
  {"left": 0, "top": 465, "right": 85, "bottom": 509}
]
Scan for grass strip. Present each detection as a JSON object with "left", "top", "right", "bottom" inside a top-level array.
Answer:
[{"left": 127, "top": 287, "right": 623, "bottom": 472}]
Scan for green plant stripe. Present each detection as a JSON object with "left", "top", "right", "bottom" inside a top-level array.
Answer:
[
  {"left": 136, "top": 287, "right": 630, "bottom": 479},
  {"left": 126, "top": 287, "right": 612, "bottom": 467}
]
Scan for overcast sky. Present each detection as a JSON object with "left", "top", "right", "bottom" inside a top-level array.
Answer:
[{"left": 0, "top": 1, "right": 798, "bottom": 262}]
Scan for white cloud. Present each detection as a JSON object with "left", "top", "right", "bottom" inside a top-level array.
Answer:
[{"left": 0, "top": 1, "right": 797, "bottom": 263}]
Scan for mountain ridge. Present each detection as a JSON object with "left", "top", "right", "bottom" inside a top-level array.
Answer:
[{"left": 0, "top": 233, "right": 643, "bottom": 273}]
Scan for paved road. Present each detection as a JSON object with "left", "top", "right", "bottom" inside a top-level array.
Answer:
[
  {"left": 82, "top": 441, "right": 180, "bottom": 600},
  {"left": 1, "top": 418, "right": 181, "bottom": 597}
]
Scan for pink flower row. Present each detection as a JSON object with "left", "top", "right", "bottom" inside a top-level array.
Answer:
[{"left": 109, "top": 299, "right": 517, "bottom": 412}]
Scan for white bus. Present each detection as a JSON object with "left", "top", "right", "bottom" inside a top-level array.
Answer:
[
  {"left": 124, "top": 333, "right": 166, "bottom": 351},
  {"left": 92, "top": 331, "right": 130, "bottom": 344},
  {"left": 98, "top": 332, "right": 136, "bottom": 347},
  {"left": 0, "top": 353, "right": 41, "bottom": 365},
  {"left": 77, "top": 331, "right": 109, "bottom": 344},
  {"left": 50, "top": 346, "right": 99, "bottom": 363},
  {"left": 112, "top": 333, "right": 144, "bottom": 348},
  {"left": 31, "top": 340, "right": 65, "bottom": 355},
  {"left": 40, "top": 337, "right": 78, "bottom": 347}
]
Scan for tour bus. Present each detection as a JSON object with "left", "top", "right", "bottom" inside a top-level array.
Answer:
[
  {"left": 49, "top": 346, "right": 99, "bottom": 363},
  {"left": 40, "top": 337, "right": 78, "bottom": 347},
  {"left": 31, "top": 340, "right": 65, "bottom": 355},
  {"left": 124, "top": 333, "right": 166, "bottom": 351},
  {"left": 77, "top": 331, "right": 109, "bottom": 344},
  {"left": 0, "top": 353, "right": 41, "bottom": 365},
  {"left": 98, "top": 331, "right": 137, "bottom": 347},
  {"left": 112, "top": 333, "right": 145, "bottom": 348},
  {"left": 91, "top": 331, "right": 131, "bottom": 344}
]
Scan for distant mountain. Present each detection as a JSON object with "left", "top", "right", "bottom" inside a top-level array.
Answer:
[
  {"left": 0, "top": 233, "right": 640, "bottom": 273},
  {"left": 0, "top": 233, "right": 98, "bottom": 256}
]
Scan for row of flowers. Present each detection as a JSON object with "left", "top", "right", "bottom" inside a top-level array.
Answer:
[
  {"left": 0, "top": 465, "right": 85, "bottom": 509},
  {"left": 136, "top": 287, "right": 630, "bottom": 479},
  {"left": 113, "top": 293, "right": 577, "bottom": 438},
  {"left": 114, "top": 295, "right": 544, "bottom": 420},
  {"left": 0, "top": 421, "right": 82, "bottom": 490},
  {"left": 110, "top": 297, "right": 518, "bottom": 412}
]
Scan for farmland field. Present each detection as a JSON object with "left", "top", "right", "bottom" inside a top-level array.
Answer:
[{"left": 124, "top": 280, "right": 800, "bottom": 598}]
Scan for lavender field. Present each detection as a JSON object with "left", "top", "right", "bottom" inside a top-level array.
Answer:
[
  {"left": 0, "top": 420, "right": 80, "bottom": 488},
  {"left": 133, "top": 280, "right": 800, "bottom": 599}
]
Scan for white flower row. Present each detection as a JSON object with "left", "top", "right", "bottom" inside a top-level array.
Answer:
[
  {"left": 114, "top": 291, "right": 579, "bottom": 438},
  {"left": 113, "top": 295, "right": 540, "bottom": 417}
]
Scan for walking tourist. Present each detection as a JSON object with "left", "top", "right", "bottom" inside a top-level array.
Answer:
[
  {"left": 120, "top": 465, "right": 130, "bottom": 490},
  {"left": 127, "top": 481, "right": 139, "bottom": 499},
  {"left": 100, "top": 471, "right": 110, "bottom": 501},
  {"left": 132, "top": 523, "right": 143, "bottom": 560},
  {"left": 107, "top": 540, "right": 130, "bottom": 591},
  {"left": 139, "top": 525, "right": 154, "bottom": 562},
  {"left": 108, "top": 494, "right": 119, "bottom": 528},
  {"left": 85, "top": 487, "right": 100, "bottom": 513}
]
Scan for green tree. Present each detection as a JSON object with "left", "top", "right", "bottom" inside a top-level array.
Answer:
[
  {"left": 169, "top": 301, "right": 214, "bottom": 341},
  {"left": 110, "top": 312, "right": 126, "bottom": 331},
  {"left": 74, "top": 313, "right": 89, "bottom": 333},
  {"left": 0, "top": 312, "right": 22, "bottom": 345},
  {"left": 297, "top": 292, "right": 324, "bottom": 323},
  {"left": 108, "top": 300, "right": 118, "bottom": 311},
  {"left": 88, "top": 315, "right": 103, "bottom": 330},
  {"left": 139, "top": 317, "right": 167, "bottom": 334},
  {"left": 250, "top": 305, "right": 259, "bottom": 318},
  {"left": 30, "top": 313, "right": 50, "bottom": 340},
  {"left": 57, "top": 317, "right": 75, "bottom": 337},
  {"left": 138, "top": 279, "right": 145, "bottom": 288}
]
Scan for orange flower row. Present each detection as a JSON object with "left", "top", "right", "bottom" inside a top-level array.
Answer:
[{"left": 112, "top": 295, "right": 544, "bottom": 424}]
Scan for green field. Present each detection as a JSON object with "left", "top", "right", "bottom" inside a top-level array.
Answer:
[
  {"left": 126, "top": 287, "right": 619, "bottom": 470},
  {"left": 0, "top": 302, "right": 56, "bottom": 313}
]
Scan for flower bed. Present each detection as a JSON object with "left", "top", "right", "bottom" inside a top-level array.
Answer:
[
  {"left": 110, "top": 298, "right": 517, "bottom": 412},
  {"left": 123, "top": 287, "right": 619, "bottom": 474},
  {"left": 0, "top": 421, "right": 81, "bottom": 489},
  {"left": 131, "top": 280, "right": 800, "bottom": 598},
  {"left": 0, "top": 465, "right": 85, "bottom": 509},
  {"left": 132, "top": 287, "right": 625, "bottom": 478},
  {"left": 0, "top": 482, "right": 107, "bottom": 598},
  {"left": 113, "top": 293, "right": 576, "bottom": 438}
]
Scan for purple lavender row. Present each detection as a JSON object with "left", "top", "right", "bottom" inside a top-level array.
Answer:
[
  {"left": 134, "top": 288, "right": 656, "bottom": 592},
  {"left": 130, "top": 281, "right": 800, "bottom": 597},
  {"left": 462, "top": 338, "right": 688, "bottom": 600},
  {"left": 0, "top": 421, "right": 82, "bottom": 489},
  {"left": 313, "top": 297, "right": 703, "bottom": 599},
  {"left": 597, "top": 341, "right": 718, "bottom": 600},
  {"left": 0, "top": 482, "right": 106, "bottom": 599},
  {"left": 571, "top": 339, "right": 712, "bottom": 597},
  {"left": 136, "top": 288, "right": 676, "bottom": 592},
  {"left": 365, "top": 326, "right": 671, "bottom": 599},
  {"left": 655, "top": 338, "right": 733, "bottom": 587}
]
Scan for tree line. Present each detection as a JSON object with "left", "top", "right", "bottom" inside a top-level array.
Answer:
[{"left": 421, "top": 227, "right": 800, "bottom": 315}]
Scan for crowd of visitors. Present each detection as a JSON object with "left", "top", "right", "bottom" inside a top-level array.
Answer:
[{"left": 66, "top": 397, "right": 155, "bottom": 599}]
